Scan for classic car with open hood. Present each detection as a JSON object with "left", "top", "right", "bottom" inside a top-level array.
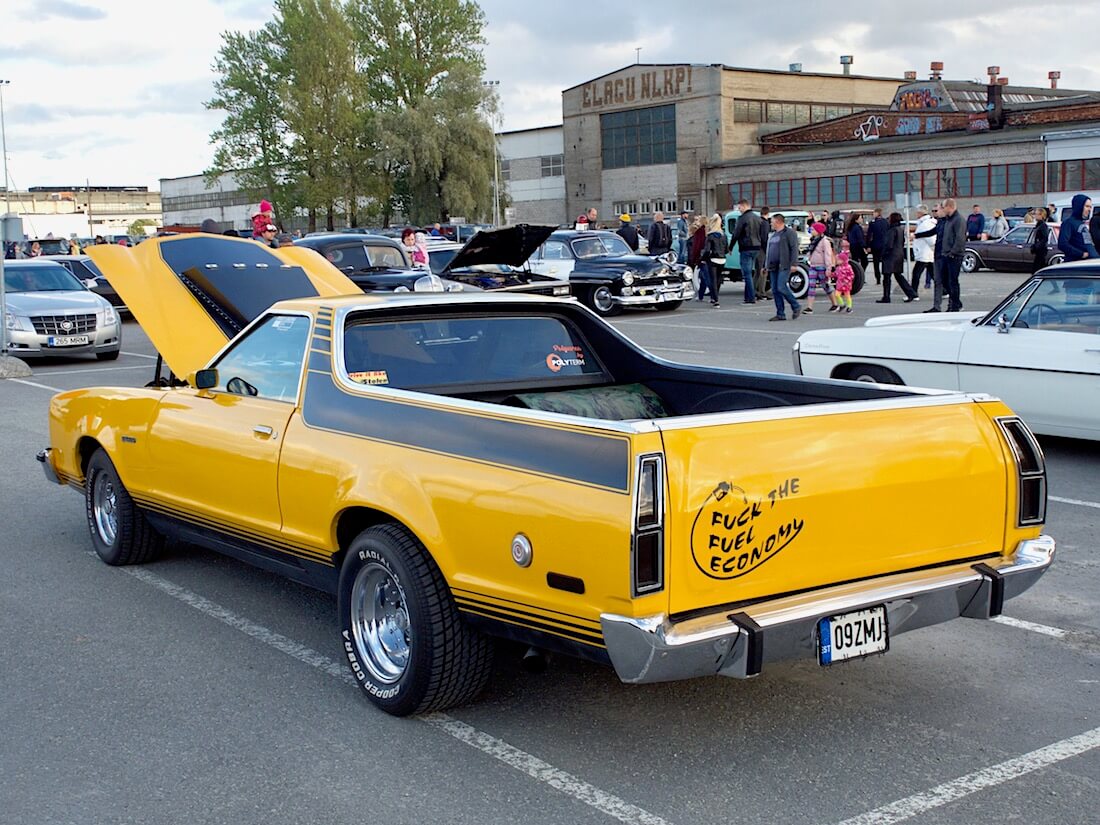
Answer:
[
  {"left": 37, "top": 233, "right": 1055, "bottom": 716},
  {"left": 527, "top": 230, "right": 694, "bottom": 316},
  {"left": 426, "top": 224, "right": 571, "bottom": 298}
]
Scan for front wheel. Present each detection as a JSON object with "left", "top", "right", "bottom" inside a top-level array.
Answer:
[
  {"left": 583, "top": 285, "right": 622, "bottom": 317},
  {"left": 961, "top": 251, "right": 980, "bottom": 273},
  {"left": 842, "top": 364, "right": 903, "bottom": 385},
  {"left": 1047, "top": 253, "right": 1065, "bottom": 267},
  {"left": 338, "top": 524, "right": 493, "bottom": 716},
  {"left": 84, "top": 449, "right": 163, "bottom": 565}
]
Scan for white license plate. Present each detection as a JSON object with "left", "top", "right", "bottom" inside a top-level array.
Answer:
[
  {"left": 47, "top": 335, "right": 90, "bottom": 347},
  {"left": 818, "top": 605, "right": 888, "bottom": 665}
]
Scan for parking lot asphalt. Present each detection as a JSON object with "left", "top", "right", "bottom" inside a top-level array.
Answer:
[{"left": 1, "top": 270, "right": 1097, "bottom": 825}]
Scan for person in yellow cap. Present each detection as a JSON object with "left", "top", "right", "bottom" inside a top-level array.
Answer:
[{"left": 616, "top": 213, "right": 639, "bottom": 251}]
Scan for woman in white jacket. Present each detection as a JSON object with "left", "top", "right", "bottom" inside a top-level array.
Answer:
[{"left": 910, "top": 205, "right": 937, "bottom": 292}]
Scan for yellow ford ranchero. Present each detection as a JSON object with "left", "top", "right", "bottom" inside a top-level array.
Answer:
[{"left": 37, "top": 234, "right": 1055, "bottom": 716}]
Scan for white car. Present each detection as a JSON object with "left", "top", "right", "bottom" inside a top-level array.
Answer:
[{"left": 793, "top": 264, "right": 1100, "bottom": 440}]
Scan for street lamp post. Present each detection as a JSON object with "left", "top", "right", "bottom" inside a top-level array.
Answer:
[
  {"left": 482, "top": 79, "right": 501, "bottom": 227},
  {"left": 1, "top": 79, "right": 11, "bottom": 356}
]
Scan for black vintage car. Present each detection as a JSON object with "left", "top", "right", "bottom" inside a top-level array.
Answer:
[
  {"left": 293, "top": 233, "right": 465, "bottom": 293},
  {"left": 427, "top": 224, "right": 572, "bottom": 298},
  {"left": 963, "top": 223, "right": 1064, "bottom": 273},
  {"left": 526, "top": 230, "right": 694, "bottom": 316},
  {"left": 52, "top": 254, "right": 129, "bottom": 315}
]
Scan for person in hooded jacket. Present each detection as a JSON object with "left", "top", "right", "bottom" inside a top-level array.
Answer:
[
  {"left": 844, "top": 214, "right": 868, "bottom": 270},
  {"left": 1057, "top": 194, "right": 1098, "bottom": 261},
  {"left": 876, "top": 212, "right": 918, "bottom": 303}
]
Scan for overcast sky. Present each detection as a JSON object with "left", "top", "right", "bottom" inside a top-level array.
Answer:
[{"left": 4, "top": 0, "right": 1099, "bottom": 192}]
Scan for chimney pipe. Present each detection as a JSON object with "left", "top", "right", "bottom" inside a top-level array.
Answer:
[
  {"left": 789, "top": 63, "right": 802, "bottom": 73},
  {"left": 930, "top": 61, "right": 944, "bottom": 80},
  {"left": 987, "top": 65, "right": 1000, "bottom": 83},
  {"left": 840, "top": 55, "right": 853, "bottom": 76},
  {"left": 1049, "top": 70, "right": 1061, "bottom": 89},
  {"left": 997, "top": 77, "right": 1009, "bottom": 86},
  {"left": 904, "top": 71, "right": 917, "bottom": 81}
]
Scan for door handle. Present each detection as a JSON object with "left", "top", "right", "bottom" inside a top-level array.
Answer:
[{"left": 252, "top": 425, "right": 276, "bottom": 439}]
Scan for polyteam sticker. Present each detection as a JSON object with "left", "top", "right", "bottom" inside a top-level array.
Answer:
[{"left": 690, "top": 477, "right": 805, "bottom": 579}]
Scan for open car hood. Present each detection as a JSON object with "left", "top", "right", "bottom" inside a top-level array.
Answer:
[
  {"left": 87, "top": 235, "right": 357, "bottom": 378},
  {"left": 443, "top": 224, "right": 556, "bottom": 271}
]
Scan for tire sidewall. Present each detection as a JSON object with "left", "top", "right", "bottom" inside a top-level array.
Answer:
[
  {"left": 962, "top": 252, "right": 979, "bottom": 273},
  {"left": 337, "top": 532, "right": 431, "bottom": 716},
  {"left": 85, "top": 450, "right": 125, "bottom": 565}
]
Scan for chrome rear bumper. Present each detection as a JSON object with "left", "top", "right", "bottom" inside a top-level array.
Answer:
[
  {"left": 36, "top": 448, "right": 61, "bottom": 485},
  {"left": 601, "top": 535, "right": 1055, "bottom": 684}
]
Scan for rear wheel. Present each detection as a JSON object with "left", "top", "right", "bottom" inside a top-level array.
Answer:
[
  {"left": 583, "top": 285, "right": 622, "bottom": 317},
  {"left": 787, "top": 267, "right": 809, "bottom": 300},
  {"left": 842, "top": 364, "right": 903, "bottom": 385},
  {"left": 84, "top": 449, "right": 163, "bottom": 565},
  {"left": 850, "top": 262, "right": 866, "bottom": 296},
  {"left": 338, "top": 524, "right": 493, "bottom": 716},
  {"left": 962, "top": 251, "right": 980, "bottom": 273}
]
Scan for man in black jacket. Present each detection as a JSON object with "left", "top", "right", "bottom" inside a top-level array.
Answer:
[
  {"left": 647, "top": 212, "right": 672, "bottom": 255},
  {"left": 615, "top": 214, "right": 639, "bottom": 251},
  {"left": 940, "top": 199, "right": 966, "bottom": 312},
  {"left": 867, "top": 208, "right": 888, "bottom": 285},
  {"left": 731, "top": 199, "right": 763, "bottom": 303}
]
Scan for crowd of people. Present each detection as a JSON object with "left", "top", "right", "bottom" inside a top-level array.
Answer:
[{"left": 602, "top": 192, "right": 1100, "bottom": 320}]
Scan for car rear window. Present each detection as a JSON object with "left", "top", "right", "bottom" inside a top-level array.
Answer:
[{"left": 342, "top": 315, "right": 604, "bottom": 390}]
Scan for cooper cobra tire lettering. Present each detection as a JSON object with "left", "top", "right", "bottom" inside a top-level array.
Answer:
[{"left": 336, "top": 523, "right": 494, "bottom": 716}]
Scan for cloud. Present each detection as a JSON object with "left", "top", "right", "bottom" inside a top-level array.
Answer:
[
  {"left": 35, "top": 0, "right": 107, "bottom": 20},
  {"left": 4, "top": 40, "right": 158, "bottom": 67}
]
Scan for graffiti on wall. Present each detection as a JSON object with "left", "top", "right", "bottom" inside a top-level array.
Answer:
[
  {"left": 855, "top": 115, "right": 885, "bottom": 142},
  {"left": 896, "top": 86, "right": 944, "bottom": 111}
]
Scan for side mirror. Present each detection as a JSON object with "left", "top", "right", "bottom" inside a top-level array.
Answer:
[
  {"left": 193, "top": 368, "right": 219, "bottom": 389},
  {"left": 996, "top": 313, "right": 1011, "bottom": 334}
]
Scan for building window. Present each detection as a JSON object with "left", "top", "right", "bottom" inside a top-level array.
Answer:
[
  {"left": 682, "top": 198, "right": 695, "bottom": 212},
  {"left": 1064, "top": 160, "right": 1084, "bottom": 190},
  {"left": 1085, "top": 159, "right": 1100, "bottom": 190},
  {"left": 956, "top": 167, "right": 972, "bottom": 197},
  {"left": 540, "top": 155, "right": 563, "bottom": 177},
  {"left": 733, "top": 100, "right": 763, "bottom": 123},
  {"left": 500, "top": 159, "right": 511, "bottom": 182},
  {"left": 986, "top": 165, "right": 1002, "bottom": 196},
  {"left": 1026, "top": 162, "right": 1044, "bottom": 194},
  {"left": 601, "top": 104, "right": 676, "bottom": 170}
]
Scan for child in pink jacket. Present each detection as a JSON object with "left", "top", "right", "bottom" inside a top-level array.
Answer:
[{"left": 834, "top": 250, "right": 855, "bottom": 313}]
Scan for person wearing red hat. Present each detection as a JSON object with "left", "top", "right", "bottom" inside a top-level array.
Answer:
[{"left": 252, "top": 199, "right": 275, "bottom": 239}]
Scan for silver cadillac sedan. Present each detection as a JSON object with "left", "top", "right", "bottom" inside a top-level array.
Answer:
[{"left": 3, "top": 259, "right": 122, "bottom": 360}]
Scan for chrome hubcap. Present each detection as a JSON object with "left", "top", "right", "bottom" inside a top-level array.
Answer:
[
  {"left": 593, "top": 286, "right": 615, "bottom": 312},
  {"left": 350, "top": 562, "right": 411, "bottom": 684},
  {"left": 93, "top": 474, "right": 118, "bottom": 546}
]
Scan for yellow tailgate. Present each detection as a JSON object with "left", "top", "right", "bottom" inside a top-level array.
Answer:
[{"left": 659, "top": 401, "right": 1009, "bottom": 615}]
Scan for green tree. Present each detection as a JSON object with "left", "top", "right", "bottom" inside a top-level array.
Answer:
[
  {"left": 350, "top": 0, "right": 496, "bottom": 224},
  {"left": 205, "top": 25, "right": 295, "bottom": 227},
  {"left": 127, "top": 218, "right": 157, "bottom": 236}
]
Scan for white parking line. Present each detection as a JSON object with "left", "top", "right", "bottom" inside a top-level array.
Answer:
[
  {"left": 120, "top": 565, "right": 671, "bottom": 825},
  {"left": 835, "top": 726, "right": 1100, "bottom": 825},
  {"left": 1049, "top": 495, "right": 1100, "bottom": 511},
  {"left": 122, "top": 351, "right": 159, "bottom": 360},
  {"left": 34, "top": 364, "right": 153, "bottom": 376},
  {"left": 8, "top": 378, "right": 64, "bottom": 392},
  {"left": 645, "top": 346, "right": 706, "bottom": 355},
  {"left": 990, "top": 615, "right": 1069, "bottom": 639}
]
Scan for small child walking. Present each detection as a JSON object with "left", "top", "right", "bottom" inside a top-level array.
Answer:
[{"left": 834, "top": 250, "right": 855, "bottom": 313}]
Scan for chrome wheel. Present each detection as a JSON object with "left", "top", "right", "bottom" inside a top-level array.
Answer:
[
  {"left": 92, "top": 473, "right": 118, "bottom": 546},
  {"left": 350, "top": 562, "right": 411, "bottom": 684},
  {"left": 592, "top": 286, "right": 616, "bottom": 313},
  {"left": 962, "top": 252, "right": 979, "bottom": 273}
]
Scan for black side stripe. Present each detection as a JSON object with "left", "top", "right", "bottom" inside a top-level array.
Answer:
[
  {"left": 455, "top": 600, "right": 606, "bottom": 648},
  {"left": 452, "top": 593, "right": 602, "bottom": 638},
  {"left": 131, "top": 494, "right": 333, "bottom": 566},
  {"left": 451, "top": 587, "right": 601, "bottom": 629},
  {"left": 301, "top": 371, "right": 630, "bottom": 492}
]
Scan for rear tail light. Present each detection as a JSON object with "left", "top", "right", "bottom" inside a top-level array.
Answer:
[
  {"left": 633, "top": 454, "right": 665, "bottom": 595},
  {"left": 997, "top": 417, "right": 1046, "bottom": 525}
]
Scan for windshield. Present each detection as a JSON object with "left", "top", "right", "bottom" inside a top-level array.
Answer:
[
  {"left": 3, "top": 265, "right": 86, "bottom": 293},
  {"left": 570, "top": 236, "right": 630, "bottom": 260}
]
